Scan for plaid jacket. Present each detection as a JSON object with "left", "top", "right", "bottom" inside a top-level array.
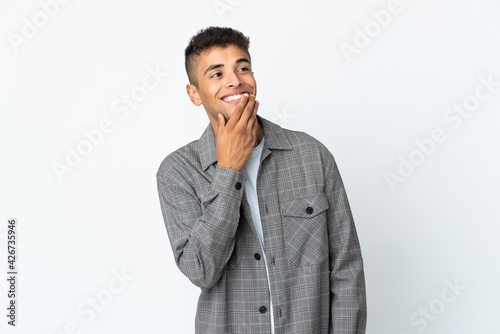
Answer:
[{"left": 157, "top": 116, "right": 367, "bottom": 333}]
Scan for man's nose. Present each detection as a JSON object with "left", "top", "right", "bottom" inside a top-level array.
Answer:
[{"left": 226, "top": 71, "right": 242, "bottom": 88}]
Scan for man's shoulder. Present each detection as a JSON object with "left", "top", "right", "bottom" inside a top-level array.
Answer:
[
  {"left": 277, "top": 123, "right": 333, "bottom": 158},
  {"left": 282, "top": 126, "right": 321, "bottom": 145},
  {"left": 271, "top": 123, "right": 341, "bottom": 180}
]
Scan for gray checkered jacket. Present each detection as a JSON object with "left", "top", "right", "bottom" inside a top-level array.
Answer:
[{"left": 157, "top": 116, "right": 367, "bottom": 333}]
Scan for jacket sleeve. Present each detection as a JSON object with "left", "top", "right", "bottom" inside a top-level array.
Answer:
[
  {"left": 157, "top": 161, "right": 246, "bottom": 290},
  {"left": 322, "top": 149, "right": 367, "bottom": 333}
]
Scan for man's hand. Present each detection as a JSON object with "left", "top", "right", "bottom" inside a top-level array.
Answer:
[{"left": 215, "top": 93, "right": 260, "bottom": 172}]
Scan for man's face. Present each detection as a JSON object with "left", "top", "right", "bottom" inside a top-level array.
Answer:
[{"left": 187, "top": 45, "right": 257, "bottom": 125}]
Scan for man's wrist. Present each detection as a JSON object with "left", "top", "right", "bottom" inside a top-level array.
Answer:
[
  {"left": 211, "top": 165, "right": 246, "bottom": 197},
  {"left": 217, "top": 161, "right": 243, "bottom": 172}
]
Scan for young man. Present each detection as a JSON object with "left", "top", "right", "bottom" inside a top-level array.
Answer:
[{"left": 157, "top": 27, "right": 367, "bottom": 333}]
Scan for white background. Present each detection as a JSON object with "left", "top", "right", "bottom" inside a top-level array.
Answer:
[{"left": 1, "top": 0, "right": 499, "bottom": 333}]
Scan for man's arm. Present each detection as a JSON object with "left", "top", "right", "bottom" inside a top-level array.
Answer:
[
  {"left": 323, "top": 149, "right": 367, "bottom": 333},
  {"left": 157, "top": 164, "right": 245, "bottom": 289},
  {"left": 157, "top": 94, "right": 260, "bottom": 289}
]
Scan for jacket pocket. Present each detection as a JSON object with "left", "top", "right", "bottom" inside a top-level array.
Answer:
[{"left": 281, "top": 192, "right": 329, "bottom": 268}]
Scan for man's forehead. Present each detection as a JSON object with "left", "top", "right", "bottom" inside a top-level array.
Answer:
[{"left": 196, "top": 45, "right": 250, "bottom": 65}]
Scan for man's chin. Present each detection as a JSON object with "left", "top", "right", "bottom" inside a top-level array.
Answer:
[{"left": 223, "top": 107, "right": 237, "bottom": 121}]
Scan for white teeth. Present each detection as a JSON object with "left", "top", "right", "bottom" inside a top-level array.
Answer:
[{"left": 224, "top": 94, "right": 243, "bottom": 102}]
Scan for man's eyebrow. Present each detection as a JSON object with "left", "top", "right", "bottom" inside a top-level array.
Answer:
[
  {"left": 204, "top": 64, "right": 223, "bottom": 76},
  {"left": 203, "top": 58, "right": 251, "bottom": 76},
  {"left": 236, "top": 57, "right": 250, "bottom": 64}
]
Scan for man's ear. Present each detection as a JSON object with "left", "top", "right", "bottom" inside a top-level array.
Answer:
[{"left": 186, "top": 84, "right": 202, "bottom": 106}]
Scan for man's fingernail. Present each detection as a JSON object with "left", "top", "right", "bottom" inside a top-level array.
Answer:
[{"left": 244, "top": 93, "right": 249, "bottom": 97}]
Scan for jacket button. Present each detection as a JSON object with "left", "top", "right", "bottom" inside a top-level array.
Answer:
[
  {"left": 254, "top": 253, "right": 261, "bottom": 260},
  {"left": 306, "top": 206, "right": 314, "bottom": 214},
  {"left": 235, "top": 182, "right": 242, "bottom": 190},
  {"left": 259, "top": 306, "right": 267, "bottom": 314}
]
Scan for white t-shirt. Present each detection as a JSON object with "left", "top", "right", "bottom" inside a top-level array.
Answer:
[{"left": 241, "top": 136, "right": 275, "bottom": 333}]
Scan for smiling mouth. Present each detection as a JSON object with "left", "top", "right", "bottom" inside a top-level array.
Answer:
[{"left": 222, "top": 94, "right": 244, "bottom": 102}]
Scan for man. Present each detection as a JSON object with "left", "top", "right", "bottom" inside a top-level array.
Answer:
[{"left": 157, "top": 26, "right": 367, "bottom": 333}]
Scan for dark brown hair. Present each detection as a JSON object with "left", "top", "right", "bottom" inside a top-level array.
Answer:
[{"left": 185, "top": 27, "right": 250, "bottom": 87}]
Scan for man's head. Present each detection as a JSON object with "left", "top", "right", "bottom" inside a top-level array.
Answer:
[
  {"left": 184, "top": 27, "right": 257, "bottom": 128},
  {"left": 185, "top": 27, "right": 250, "bottom": 87}
]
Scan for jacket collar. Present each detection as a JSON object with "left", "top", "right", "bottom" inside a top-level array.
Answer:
[{"left": 198, "top": 115, "right": 293, "bottom": 171}]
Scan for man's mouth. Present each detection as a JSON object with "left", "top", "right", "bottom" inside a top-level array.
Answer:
[{"left": 222, "top": 93, "right": 245, "bottom": 103}]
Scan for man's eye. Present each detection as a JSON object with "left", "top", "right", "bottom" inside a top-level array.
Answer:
[
  {"left": 211, "top": 72, "right": 221, "bottom": 78},
  {"left": 238, "top": 67, "right": 249, "bottom": 72}
]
